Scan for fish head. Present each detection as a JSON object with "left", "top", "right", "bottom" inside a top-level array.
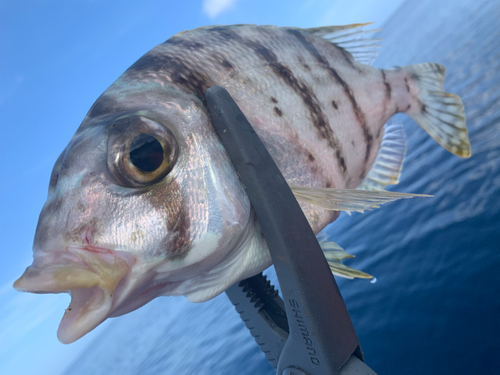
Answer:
[{"left": 14, "top": 80, "right": 267, "bottom": 343}]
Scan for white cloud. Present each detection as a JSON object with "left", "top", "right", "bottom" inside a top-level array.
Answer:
[{"left": 203, "top": 0, "right": 236, "bottom": 19}]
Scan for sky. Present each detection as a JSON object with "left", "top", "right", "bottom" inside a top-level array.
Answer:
[{"left": 0, "top": 0, "right": 405, "bottom": 374}]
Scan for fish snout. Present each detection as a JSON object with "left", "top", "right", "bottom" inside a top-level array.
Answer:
[{"left": 14, "top": 245, "right": 136, "bottom": 343}]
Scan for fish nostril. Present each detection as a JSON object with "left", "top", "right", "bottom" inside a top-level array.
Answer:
[{"left": 83, "top": 227, "right": 92, "bottom": 245}]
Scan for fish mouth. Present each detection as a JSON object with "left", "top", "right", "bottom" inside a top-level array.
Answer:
[{"left": 14, "top": 245, "right": 135, "bottom": 344}]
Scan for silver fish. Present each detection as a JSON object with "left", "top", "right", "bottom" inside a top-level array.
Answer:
[{"left": 14, "top": 24, "right": 470, "bottom": 344}]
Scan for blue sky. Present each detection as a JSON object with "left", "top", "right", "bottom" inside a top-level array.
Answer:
[{"left": 0, "top": 0, "right": 404, "bottom": 373}]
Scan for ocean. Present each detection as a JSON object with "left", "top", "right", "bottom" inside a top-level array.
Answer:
[{"left": 63, "top": 0, "right": 500, "bottom": 373}]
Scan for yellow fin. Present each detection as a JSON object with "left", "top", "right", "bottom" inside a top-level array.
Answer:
[
  {"left": 316, "top": 233, "right": 373, "bottom": 280},
  {"left": 405, "top": 63, "right": 471, "bottom": 157}
]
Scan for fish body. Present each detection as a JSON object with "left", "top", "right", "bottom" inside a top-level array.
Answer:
[{"left": 14, "top": 24, "right": 470, "bottom": 343}]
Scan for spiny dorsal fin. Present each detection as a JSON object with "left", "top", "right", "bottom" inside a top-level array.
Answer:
[
  {"left": 291, "top": 185, "right": 431, "bottom": 213},
  {"left": 358, "top": 121, "right": 407, "bottom": 191},
  {"left": 170, "top": 24, "right": 260, "bottom": 38},
  {"left": 316, "top": 232, "right": 373, "bottom": 280},
  {"left": 304, "top": 23, "right": 382, "bottom": 65}
]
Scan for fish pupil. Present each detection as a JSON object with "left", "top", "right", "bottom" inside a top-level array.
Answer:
[{"left": 129, "top": 134, "right": 164, "bottom": 172}]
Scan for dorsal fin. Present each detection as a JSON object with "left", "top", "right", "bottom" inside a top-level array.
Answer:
[
  {"left": 358, "top": 121, "right": 407, "bottom": 191},
  {"left": 170, "top": 24, "right": 259, "bottom": 38},
  {"left": 304, "top": 23, "right": 382, "bottom": 65}
]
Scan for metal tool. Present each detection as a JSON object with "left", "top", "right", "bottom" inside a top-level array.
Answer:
[{"left": 206, "top": 86, "right": 376, "bottom": 375}]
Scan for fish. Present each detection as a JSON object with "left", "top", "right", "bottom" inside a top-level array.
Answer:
[{"left": 14, "top": 23, "right": 470, "bottom": 344}]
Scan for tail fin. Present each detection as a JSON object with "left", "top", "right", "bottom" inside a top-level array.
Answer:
[{"left": 405, "top": 63, "right": 471, "bottom": 158}]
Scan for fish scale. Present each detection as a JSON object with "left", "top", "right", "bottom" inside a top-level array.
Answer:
[
  {"left": 121, "top": 25, "right": 391, "bottom": 227},
  {"left": 14, "top": 23, "right": 470, "bottom": 344}
]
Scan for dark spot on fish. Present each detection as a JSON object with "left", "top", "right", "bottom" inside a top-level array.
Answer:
[
  {"left": 406, "top": 103, "right": 411, "bottom": 110},
  {"left": 336, "top": 150, "right": 347, "bottom": 174},
  {"left": 297, "top": 54, "right": 311, "bottom": 71},
  {"left": 270, "top": 97, "right": 278, "bottom": 103},
  {"left": 410, "top": 72, "right": 419, "bottom": 82},
  {"left": 165, "top": 37, "right": 204, "bottom": 50},
  {"left": 326, "top": 181, "right": 332, "bottom": 188},
  {"left": 221, "top": 59, "right": 233, "bottom": 69},
  {"left": 331, "top": 100, "right": 338, "bottom": 110},
  {"left": 247, "top": 38, "right": 347, "bottom": 175},
  {"left": 381, "top": 70, "right": 392, "bottom": 101},
  {"left": 274, "top": 107, "right": 283, "bottom": 117},
  {"left": 211, "top": 52, "right": 234, "bottom": 70},
  {"left": 404, "top": 77, "right": 411, "bottom": 93},
  {"left": 351, "top": 140, "right": 355, "bottom": 147},
  {"left": 421, "top": 103, "right": 427, "bottom": 113},
  {"left": 287, "top": 29, "right": 372, "bottom": 163},
  {"left": 307, "top": 153, "right": 315, "bottom": 162}
]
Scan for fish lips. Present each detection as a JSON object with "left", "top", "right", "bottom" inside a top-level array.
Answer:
[{"left": 14, "top": 245, "right": 136, "bottom": 344}]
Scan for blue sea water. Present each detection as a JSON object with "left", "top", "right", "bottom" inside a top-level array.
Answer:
[{"left": 63, "top": 0, "right": 500, "bottom": 373}]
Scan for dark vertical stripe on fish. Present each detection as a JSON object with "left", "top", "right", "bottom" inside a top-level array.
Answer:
[
  {"left": 148, "top": 180, "right": 191, "bottom": 260},
  {"left": 165, "top": 37, "right": 204, "bottom": 50},
  {"left": 287, "top": 29, "right": 373, "bottom": 163},
  {"left": 246, "top": 39, "right": 347, "bottom": 174},
  {"left": 381, "top": 70, "right": 391, "bottom": 100},
  {"left": 129, "top": 53, "right": 215, "bottom": 108},
  {"left": 336, "top": 45, "right": 363, "bottom": 73},
  {"left": 381, "top": 69, "right": 392, "bottom": 117}
]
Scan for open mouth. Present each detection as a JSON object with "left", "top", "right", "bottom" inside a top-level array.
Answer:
[{"left": 14, "top": 245, "right": 135, "bottom": 343}]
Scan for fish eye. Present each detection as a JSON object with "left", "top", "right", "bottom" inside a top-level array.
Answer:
[
  {"left": 129, "top": 134, "right": 164, "bottom": 172},
  {"left": 107, "top": 116, "right": 178, "bottom": 188}
]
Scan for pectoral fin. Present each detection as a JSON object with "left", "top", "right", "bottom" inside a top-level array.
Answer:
[{"left": 290, "top": 185, "right": 431, "bottom": 213}]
